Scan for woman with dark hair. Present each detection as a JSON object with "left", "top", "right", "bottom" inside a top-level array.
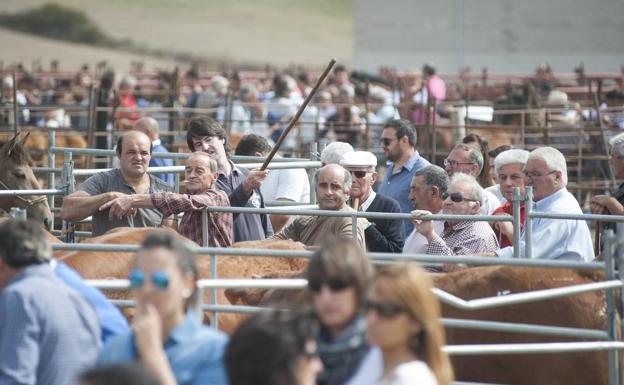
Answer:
[
  {"left": 366, "top": 263, "right": 453, "bottom": 385},
  {"left": 225, "top": 310, "right": 322, "bottom": 385},
  {"left": 462, "top": 133, "right": 494, "bottom": 187},
  {"left": 96, "top": 231, "right": 229, "bottom": 385},
  {"left": 306, "top": 239, "right": 379, "bottom": 385}
]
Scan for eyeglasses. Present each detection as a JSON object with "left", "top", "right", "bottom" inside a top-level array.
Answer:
[
  {"left": 350, "top": 170, "right": 370, "bottom": 179},
  {"left": 442, "top": 191, "right": 480, "bottom": 203},
  {"left": 381, "top": 137, "right": 397, "bottom": 146},
  {"left": 524, "top": 170, "right": 557, "bottom": 179},
  {"left": 128, "top": 269, "right": 170, "bottom": 289},
  {"left": 308, "top": 278, "right": 350, "bottom": 293},
  {"left": 443, "top": 159, "right": 475, "bottom": 168},
  {"left": 364, "top": 299, "right": 406, "bottom": 319}
]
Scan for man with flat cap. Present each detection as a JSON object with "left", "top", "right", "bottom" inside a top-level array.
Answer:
[{"left": 341, "top": 151, "right": 404, "bottom": 252}]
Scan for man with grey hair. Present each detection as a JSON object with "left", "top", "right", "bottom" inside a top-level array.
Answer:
[
  {"left": 591, "top": 133, "right": 624, "bottom": 218},
  {"left": 320, "top": 141, "right": 354, "bottom": 165},
  {"left": 496, "top": 146, "right": 593, "bottom": 261},
  {"left": 0, "top": 219, "right": 100, "bottom": 385},
  {"left": 269, "top": 164, "right": 367, "bottom": 248},
  {"left": 99, "top": 152, "right": 233, "bottom": 247},
  {"left": 404, "top": 165, "right": 448, "bottom": 254},
  {"left": 412, "top": 173, "right": 498, "bottom": 268},
  {"left": 444, "top": 143, "right": 501, "bottom": 215}
]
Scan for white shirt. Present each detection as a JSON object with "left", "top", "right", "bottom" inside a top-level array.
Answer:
[
  {"left": 260, "top": 167, "right": 310, "bottom": 203},
  {"left": 345, "top": 346, "right": 383, "bottom": 385},
  {"left": 360, "top": 191, "right": 376, "bottom": 212},
  {"left": 497, "top": 187, "right": 594, "bottom": 261},
  {"left": 481, "top": 188, "right": 502, "bottom": 215},
  {"left": 485, "top": 184, "right": 506, "bottom": 204},
  {"left": 402, "top": 210, "right": 444, "bottom": 254},
  {"left": 377, "top": 360, "right": 438, "bottom": 385}
]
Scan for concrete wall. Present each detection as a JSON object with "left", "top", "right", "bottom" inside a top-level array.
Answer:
[{"left": 354, "top": 0, "right": 624, "bottom": 73}]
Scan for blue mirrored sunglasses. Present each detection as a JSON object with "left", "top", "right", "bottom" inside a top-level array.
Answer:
[{"left": 128, "top": 269, "right": 170, "bottom": 290}]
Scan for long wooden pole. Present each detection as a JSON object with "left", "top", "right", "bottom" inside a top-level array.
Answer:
[
  {"left": 12, "top": 73, "right": 18, "bottom": 135},
  {"left": 260, "top": 58, "right": 336, "bottom": 170}
]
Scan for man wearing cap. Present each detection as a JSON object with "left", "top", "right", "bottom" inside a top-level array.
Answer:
[{"left": 341, "top": 151, "right": 404, "bottom": 253}]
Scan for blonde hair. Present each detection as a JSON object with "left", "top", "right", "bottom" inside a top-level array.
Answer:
[{"left": 373, "top": 263, "right": 453, "bottom": 385}]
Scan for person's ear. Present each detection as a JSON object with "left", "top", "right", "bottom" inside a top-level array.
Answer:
[
  {"left": 430, "top": 185, "right": 439, "bottom": 200},
  {"left": 370, "top": 171, "right": 378, "bottom": 184}
]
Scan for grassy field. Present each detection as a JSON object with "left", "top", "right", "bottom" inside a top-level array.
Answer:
[{"left": 1, "top": 0, "right": 353, "bottom": 71}]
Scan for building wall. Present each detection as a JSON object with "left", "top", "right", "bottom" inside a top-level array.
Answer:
[{"left": 354, "top": 0, "right": 624, "bottom": 73}]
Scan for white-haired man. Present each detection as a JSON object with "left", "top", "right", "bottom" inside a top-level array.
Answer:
[
  {"left": 412, "top": 174, "right": 499, "bottom": 263},
  {"left": 444, "top": 143, "right": 501, "bottom": 215},
  {"left": 496, "top": 147, "right": 594, "bottom": 261},
  {"left": 340, "top": 151, "right": 403, "bottom": 252},
  {"left": 320, "top": 141, "right": 353, "bottom": 165}
]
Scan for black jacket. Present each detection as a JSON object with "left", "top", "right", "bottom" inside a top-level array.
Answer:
[{"left": 363, "top": 193, "right": 404, "bottom": 253}]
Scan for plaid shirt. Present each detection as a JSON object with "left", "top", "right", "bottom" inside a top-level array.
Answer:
[
  {"left": 426, "top": 220, "right": 499, "bottom": 256},
  {"left": 151, "top": 189, "right": 233, "bottom": 247}
]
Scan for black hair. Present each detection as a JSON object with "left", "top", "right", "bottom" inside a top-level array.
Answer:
[
  {"left": 0, "top": 219, "right": 51, "bottom": 268},
  {"left": 384, "top": 119, "right": 417, "bottom": 147},
  {"left": 225, "top": 310, "right": 318, "bottom": 385},
  {"left": 185, "top": 115, "right": 230, "bottom": 157},
  {"left": 234, "top": 134, "right": 271, "bottom": 156},
  {"left": 78, "top": 364, "right": 159, "bottom": 385}
]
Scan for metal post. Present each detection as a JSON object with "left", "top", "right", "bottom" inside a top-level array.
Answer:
[
  {"left": 603, "top": 229, "right": 618, "bottom": 385},
  {"left": 173, "top": 158, "right": 180, "bottom": 193},
  {"left": 310, "top": 142, "right": 318, "bottom": 204},
  {"left": 202, "top": 208, "right": 218, "bottom": 329},
  {"left": 61, "top": 151, "right": 75, "bottom": 243},
  {"left": 617, "top": 222, "right": 624, "bottom": 385},
  {"left": 47, "top": 129, "right": 56, "bottom": 229},
  {"left": 12, "top": 73, "right": 19, "bottom": 135},
  {"left": 524, "top": 186, "right": 533, "bottom": 259},
  {"left": 512, "top": 186, "right": 522, "bottom": 258},
  {"left": 351, "top": 212, "right": 357, "bottom": 241}
]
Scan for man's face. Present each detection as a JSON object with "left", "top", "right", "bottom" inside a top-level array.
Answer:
[
  {"left": 409, "top": 175, "right": 432, "bottom": 211},
  {"left": 442, "top": 181, "right": 480, "bottom": 221},
  {"left": 185, "top": 156, "right": 216, "bottom": 194},
  {"left": 498, "top": 163, "right": 526, "bottom": 202},
  {"left": 611, "top": 150, "right": 624, "bottom": 179},
  {"left": 346, "top": 167, "right": 376, "bottom": 201},
  {"left": 316, "top": 167, "right": 348, "bottom": 211},
  {"left": 381, "top": 127, "right": 402, "bottom": 162},
  {"left": 118, "top": 134, "right": 151, "bottom": 178},
  {"left": 523, "top": 158, "right": 560, "bottom": 201},
  {"left": 191, "top": 136, "right": 227, "bottom": 164},
  {"left": 444, "top": 149, "right": 477, "bottom": 177}
]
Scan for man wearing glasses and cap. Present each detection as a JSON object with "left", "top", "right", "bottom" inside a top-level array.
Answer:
[
  {"left": 340, "top": 151, "right": 404, "bottom": 253},
  {"left": 411, "top": 173, "right": 498, "bottom": 270}
]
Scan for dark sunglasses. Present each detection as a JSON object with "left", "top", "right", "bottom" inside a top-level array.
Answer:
[
  {"left": 381, "top": 137, "right": 397, "bottom": 146},
  {"left": 128, "top": 269, "right": 170, "bottom": 290},
  {"left": 308, "top": 278, "right": 350, "bottom": 293},
  {"left": 364, "top": 299, "right": 406, "bottom": 319},
  {"left": 350, "top": 170, "right": 370, "bottom": 179},
  {"left": 442, "top": 191, "right": 479, "bottom": 203}
]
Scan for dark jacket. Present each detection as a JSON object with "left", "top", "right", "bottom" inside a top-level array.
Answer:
[{"left": 364, "top": 193, "right": 404, "bottom": 252}]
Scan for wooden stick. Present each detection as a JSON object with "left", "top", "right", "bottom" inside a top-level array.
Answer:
[
  {"left": 353, "top": 197, "right": 360, "bottom": 211},
  {"left": 260, "top": 58, "right": 336, "bottom": 170}
]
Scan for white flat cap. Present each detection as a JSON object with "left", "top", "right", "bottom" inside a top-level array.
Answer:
[{"left": 340, "top": 151, "right": 377, "bottom": 168}]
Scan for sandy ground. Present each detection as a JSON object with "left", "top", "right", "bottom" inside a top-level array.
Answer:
[{"left": 1, "top": 0, "right": 353, "bottom": 71}]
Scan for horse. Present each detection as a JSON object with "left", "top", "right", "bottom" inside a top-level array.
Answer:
[
  {"left": 0, "top": 132, "right": 53, "bottom": 228},
  {"left": 226, "top": 265, "right": 614, "bottom": 385}
]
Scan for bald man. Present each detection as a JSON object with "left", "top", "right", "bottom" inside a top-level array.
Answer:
[
  {"left": 134, "top": 117, "right": 174, "bottom": 185},
  {"left": 60, "top": 131, "right": 173, "bottom": 236}
]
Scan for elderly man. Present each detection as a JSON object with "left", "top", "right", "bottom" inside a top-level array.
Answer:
[
  {"left": 412, "top": 173, "right": 498, "bottom": 260},
  {"left": 496, "top": 147, "right": 594, "bottom": 261},
  {"left": 187, "top": 116, "right": 272, "bottom": 242},
  {"left": 403, "top": 165, "right": 448, "bottom": 254},
  {"left": 320, "top": 141, "right": 354, "bottom": 165},
  {"left": 444, "top": 143, "right": 501, "bottom": 215},
  {"left": 134, "top": 116, "right": 174, "bottom": 185},
  {"left": 60, "top": 131, "right": 173, "bottom": 236},
  {"left": 99, "top": 152, "right": 232, "bottom": 247},
  {"left": 340, "top": 151, "right": 403, "bottom": 252},
  {"left": 490, "top": 149, "right": 530, "bottom": 247},
  {"left": 591, "top": 133, "right": 624, "bottom": 219},
  {"left": 270, "top": 164, "right": 367, "bottom": 248},
  {"left": 0, "top": 220, "right": 100, "bottom": 385},
  {"left": 379, "top": 119, "right": 430, "bottom": 235}
]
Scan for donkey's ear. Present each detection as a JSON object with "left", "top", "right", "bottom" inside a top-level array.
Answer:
[{"left": 15, "top": 131, "right": 30, "bottom": 146}]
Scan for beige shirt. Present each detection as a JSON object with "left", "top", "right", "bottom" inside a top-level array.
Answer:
[{"left": 270, "top": 206, "right": 366, "bottom": 248}]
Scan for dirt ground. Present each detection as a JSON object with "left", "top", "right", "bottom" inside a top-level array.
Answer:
[{"left": 1, "top": 0, "right": 353, "bottom": 72}]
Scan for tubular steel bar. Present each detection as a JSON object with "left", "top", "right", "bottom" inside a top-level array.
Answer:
[
  {"left": 602, "top": 230, "right": 618, "bottom": 385},
  {"left": 0, "top": 189, "right": 64, "bottom": 196},
  {"left": 512, "top": 187, "right": 522, "bottom": 258},
  {"left": 524, "top": 187, "right": 533, "bottom": 259},
  {"left": 443, "top": 341, "right": 624, "bottom": 355}
]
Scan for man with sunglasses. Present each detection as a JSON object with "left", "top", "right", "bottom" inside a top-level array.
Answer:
[
  {"left": 340, "top": 151, "right": 404, "bottom": 252},
  {"left": 444, "top": 143, "right": 501, "bottom": 215},
  {"left": 412, "top": 173, "right": 498, "bottom": 269},
  {"left": 378, "top": 119, "right": 430, "bottom": 235},
  {"left": 495, "top": 147, "right": 593, "bottom": 261},
  {"left": 269, "top": 164, "right": 367, "bottom": 248}
]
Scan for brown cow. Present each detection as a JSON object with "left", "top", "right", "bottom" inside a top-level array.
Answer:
[{"left": 227, "top": 265, "right": 614, "bottom": 385}]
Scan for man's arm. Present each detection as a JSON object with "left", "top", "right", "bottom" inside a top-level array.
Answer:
[
  {"left": 60, "top": 191, "right": 126, "bottom": 222},
  {"left": 0, "top": 293, "right": 39, "bottom": 385},
  {"left": 98, "top": 194, "right": 154, "bottom": 221}
]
